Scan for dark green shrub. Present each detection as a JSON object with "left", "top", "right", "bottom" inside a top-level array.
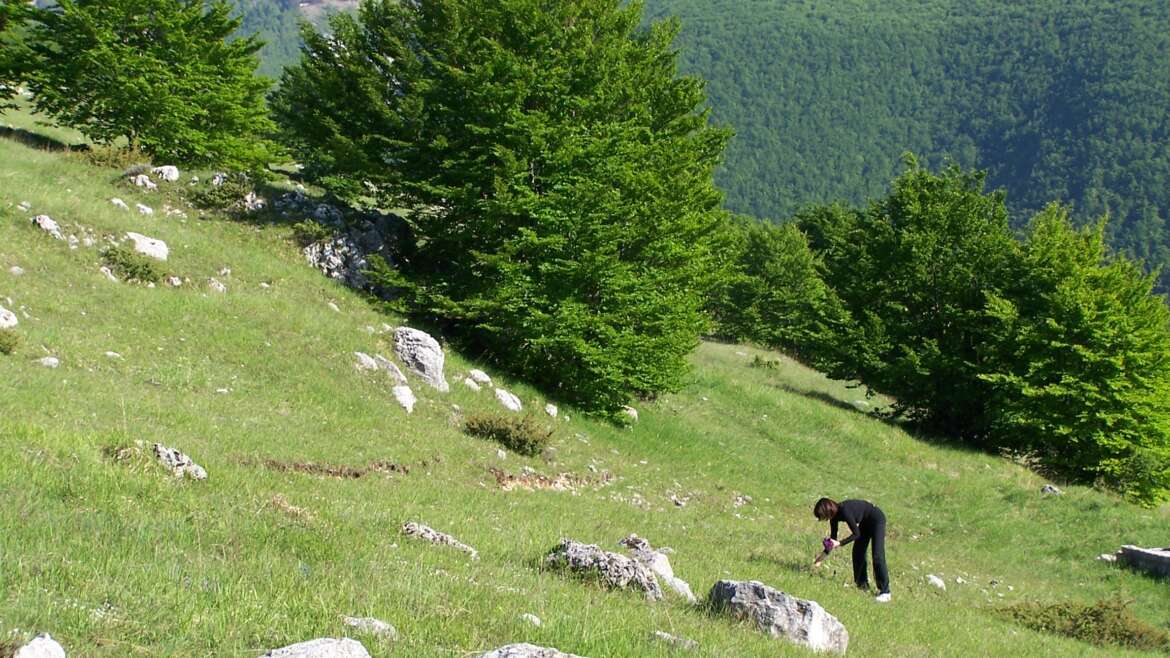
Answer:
[
  {"left": 0, "top": 328, "right": 19, "bottom": 355},
  {"left": 188, "top": 173, "right": 253, "bottom": 212},
  {"left": 292, "top": 220, "right": 331, "bottom": 247},
  {"left": 102, "top": 245, "right": 163, "bottom": 284},
  {"left": 464, "top": 413, "right": 553, "bottom": 457},
  {"left": 1000, "top": 598, "right": 1170, "bottom": 651}
]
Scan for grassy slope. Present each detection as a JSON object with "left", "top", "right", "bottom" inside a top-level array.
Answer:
[{"left": 0, "top": 118, "right": 1168, "bottom": 658}]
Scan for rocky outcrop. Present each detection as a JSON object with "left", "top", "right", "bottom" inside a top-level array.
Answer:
[
  {"left": 402, "top": 521, "right": 478, "bottom": 559},
  {"left": 304, "top": 236, "right": 370, "bottom": 290},
  {"left": 476, "top": 644, "right": 585, "bottom": 658},
  {"left": 544, "top": 539, "right": 662, "bottom": 600},
  {"left": 708, "top": 580, "right": 848, "bottom": 655},
  {"left": 13, "top": 633, "right": 67, "bottom": 658},
  {"left": 394, "top": 327, "right": 448, "bottom": 392},
  {"left": 619, "top": 534, "right": 696, "bottom": 603},
  {"left": 153, "top": 443, "right": 207, "bottom": 480},
  {"left": 261, "top": 638, "right": 371, "bottom": 658},
  {"left": 125, "top": 232, "right": 169, "bottom": 261}
]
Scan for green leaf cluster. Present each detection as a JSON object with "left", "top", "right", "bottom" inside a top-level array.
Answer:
[{"left": 273, "top": 0, "right": 733, "bottom": 412}]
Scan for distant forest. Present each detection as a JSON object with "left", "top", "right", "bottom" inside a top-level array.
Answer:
[{"left": 240, "top": 0, "right": 1170, "bottom": 289}]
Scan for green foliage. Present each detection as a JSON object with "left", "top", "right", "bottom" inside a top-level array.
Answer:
[
  {"left": 24, "top": 0, "right": 277, "bottom": 169},
  {"left": 707, "top": 217, "right": 846, "bottom": 362},
  {"left": 291, "top": 219, "right": 331, "bottom": 247},
  {"left": 0, "top": 328, "right": 19, "bottom": 355},
  {"left": 0, "top": 0, "right": 33, "bottom": 109},
  {"left": 188, "top": 173, "right": 254, "bottom": 211},
  {"left": 464, "top": 413, "right": 553, "bottom": 457},
  {"left": 981, "top": 207, "right": 1170, "bottom": 504},
  {"left": 101, "top": 245, "right": 163, "bottom": 284},
  {"left": 1000, "top": 598, "right": 1170, "bottom": 651},
  {"left": 799, "top": 157, "right": 1018, "bottom": 439},
  {"left": 275, "top": 0, "right": 733, "bottom": 412}
]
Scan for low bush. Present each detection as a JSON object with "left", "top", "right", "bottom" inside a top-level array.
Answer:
[
  {"left": 999, "top": 598, "right": 1170, "bottom": 651},
  {"left": 188, "top": 173, "right": 253, "bottom": 212},
  {"left": 464, "top": 413, "right": 553, "bottom": 457},
  {"left": 292, "top": 220, "right": 331, "bottom": 247},
  {"left": 0, "top": 328, "right": 19, "bottom": 355},
  {"left": 79, "top": 145, "right": 148, "bottom": 170},
  {"left": 101, "top": 245, "right": 162, "bottom": 284}
]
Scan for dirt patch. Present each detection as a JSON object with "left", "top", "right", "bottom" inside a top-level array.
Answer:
[
  {"left": 269, "top": 493, "right": 314, "bottom": 521},
  {"left": 251, "top": 458, "right": 411, "bottom": 479},
  {"left": 489, "top": 466, "right": 613, "bottom": 493}
]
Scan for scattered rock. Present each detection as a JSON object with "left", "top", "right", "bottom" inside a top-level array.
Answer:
[
  {"left": 1041, "top": 484, "right": 1063, "bottom": 496},
  {"left": 476, "top": 645, "right": 585, "bottom": 658},
  {"left": 136, "top": 203, "right": 154, "bottom": 216},
  {"left": 489, "top": 467, "right": 611, "bottom": 493},
  {"left": 955, "top": 576, "right": 967, "bottom": 584},
  {"left": 521, "top": 613, "right": 542, "bottom": 627},
  {"left": 544, "top": 539, "right": 662, "bottom": 600},
  {"left": 8, "top": 265, "right": 23, "bottom": 276},
  {"left": 208, "top": 278, "right": 227, "bottom": 293},
  {"left": 545, "top": 403, "right": 558, "bottom": 418},
  {"left": 111, "top": 198, "right": 129, "bottom": 210},
  {"left": 393, "top": 327, "right": 449, "bottom": 392},
  {"left": 261, "top": 638, "right": 371, "bottom": 658},
  {"left": 393, "top": 385, "right": 416, "bottom": 413},
  {"left": 327, "top": 302, "right": 340, "bottom": 313},
  {"left": 17, "top": 200, "right": 31, "bottom": 212},
  {"left": 304, "top": 236, "right": 370, "bottom": 290},
  {"left": 463, "top": 377, "right": 482, "bottom": 392},
  {"left": 99, "top": 265, "right": 119, "bottom": 282},
  {"left": 124, "top": 232, "right": 168, "bottom": 261},
  {"left": 243, "top": 191, "right": 266, "bottom": 213},
  {"left": 732, "top": 493, "right": 753, "bottom": 508},
  {"left": 153, "top": 443, "right": 207, "bottom": 480},
  {"left": 354, "top": 352, "right": 379, "bottom": 371},
  {"left": 927, "top": 574, "right": 946, "bottom": 590},
  {"left": 165, "top": 276, "right": 183, "bottom": 287},
  {"left": 131, "top": 174, "right": 157, "bottom": 190},
  {"left": 621, "top": 406, "right": 638, "bottom": 423},
  {"left": 619, "top": 534, "right": 696, "bottom": 603},
  {"left": 151, "top": 165, "right": 180, "bottom": 182},
  {"left": 341, "top": 616, "right": 398, "bottom": 640},
  {"left": 373, "top": 354, "right": 408, "bottom": 384},
  {"left": 105, "top": 351, "right": 122, "bottom": 359},
  {"left": 496, "top": 449, "right": 507, "bottom": 459},
  {"left": 13, "top": 633, "right": 67, "bottom": 658},
  {"left": 210, "top": 172, "right": 228, "bottom": 187},
  {"left": 708, "top": 580, "right": 848, "bottom": 655},
  {"left": 495, "top": 388, "right": 522, "bottom": 412},
  {"left": 468, "top": 369, "right": 492, "bottom": 385},
  {"left": 1119, "top": 545, "right": 1170, "bottom": 578},
  {"left": 401, "top": 521, "right": 478, "bottom": 559},
  {"left": 32, "top": 215, "right": 63, "bottom": 240},
  {"left": 217, "top": 267, "right": 231, "bottom": 277},
  {"left": 651, "top": 631, "right": 698, "bottom": 652},
  {"left": 0, "top": 305, "right": 18, "bottom": 328},
  {"left": 38, "top": 356, "right": 59, "bottom": 368}
]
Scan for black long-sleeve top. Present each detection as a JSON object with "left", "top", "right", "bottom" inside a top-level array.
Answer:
[{"left": 830, "top": 499, "right": 877, "bottom": 547}]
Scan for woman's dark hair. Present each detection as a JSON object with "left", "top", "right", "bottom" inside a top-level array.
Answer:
[{"left": 814, "top": 497, "right": 839, "bottom": 521}]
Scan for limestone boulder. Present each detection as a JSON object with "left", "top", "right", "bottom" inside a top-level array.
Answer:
[
  {"left": 394, "top": 327, "right": 448, "bottom": 392},
  {"left": 476, "top": 645, "right": 585, "bottom": 658},
  {"left": 544, "top": 539, "right": 662, "bottom": 600},
  {"left": 125, "top": 232, "right": 168, "bottom": 261},
  {"left": 14, "top": 633, "right": 67, "bottom": 658},
  {"left": 260, "top": 638, "right": 370, "bottom": 658},
  {"left": 707, "top": 580, "right": 848, "bottom": 655}
]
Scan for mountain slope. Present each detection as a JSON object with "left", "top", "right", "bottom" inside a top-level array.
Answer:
[{"left": 1, "top": 114, "right": 1168, "bottom": 656}]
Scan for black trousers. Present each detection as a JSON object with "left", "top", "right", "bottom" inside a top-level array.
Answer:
[{"left": 851, "top": 506, "right": 889, "bottom": 594}]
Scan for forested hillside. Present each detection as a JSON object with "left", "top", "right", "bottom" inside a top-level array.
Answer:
[{"left": 640, "top": 0, "right": 1170, "bottom": 287}]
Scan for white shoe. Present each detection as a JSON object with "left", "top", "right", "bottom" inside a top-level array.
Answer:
[{"left": 875, "top": 592, "right": 891, "bottom": 603}]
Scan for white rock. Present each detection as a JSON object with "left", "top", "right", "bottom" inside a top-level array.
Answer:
[
  {"left": 401, "top": 521, "right": 478, "bottom": 559},
  {"left": 1097, "top": 553, "right": 1119, "bottom": 563},
  {"left": 545, "top": 403, "right": 558, "bottom": 418},
  {"left": 261, "top": 638, "right": 371, "bottom": 658},
  {"left": 131, "top": 174, "right": 157, "bottom": 190},
  {"left": 259, "top": 282, "right": 271, "bottom": 289},
  {"left": 165, "top": 276, "right": 183, "bottom": 287},
  {"left": 111, "top": 198, "right": 129, "bottom": 210},
  {"left": 208, "top": 278, "right": 227, "bottom": 293},
  {"left": 341, "top": 617, "right": 398, "bottom": 640},
  {"left": 17, "top": 201, "right": 31, "bottom": 212},
  {"left": 393, "top": 385, "right": 416, "bottom": 413},
  {"left": 495, "top": 388, "right": 522, "bottom": 412},
  {"left": 38, "top": 356, "right": 59, "bottom": 368},
  {"left": 708, "top": 580, "right": 848, "bottom": 655},
  {"left": 14, "top": 633, "right": 67, "bottom": 658},
  {"left": 463, "top": 377, "right": 481, "bottom": 391},
  {"left": 218, "top": 267, "right": 232, "bottom": 278},
  {"left": 124, "top": 232, "right": 168, "bottom": 261},
  {"left": 927, "top": 574, "right": 946, "bottom": 590},
  {"left": 468, "top": 369, "right": 492, "bottom": 385},
  {"left": 620, "top": 535, "right": 696, "bottom": 603},
  {"left": 651, "top": 631, "right": 697, "bottom": 652},
  {"left": 136, "top": 203, "right": 154, "bottom": 216},
  {"left": 0, "top": 305, "right": 18, "bottom": 328},
  {"left": 105, "top": 351, "right": 122, "bottom": 359},
  {"left": 545, "top": 539, "right": 661, "bottom": 600},
  {"left": 243, "top": 191, "right": 266, "bottom": 213},
  {"left": 67, "top": 234, "right": 79, "bottom": 250},
  {"left": 521, "top": 613, "right": 542, "bottom": 627},
  {"left": 622, "top": 406, "right": 638, "bottom": 422},
  {"left": 32, "top": 215, "right": 63, "bottom": 240},
  {"left": 393, "top": 327, "right": 449, "bottom": 392},
  {"left": 373, "top": 354, "right": 408, "bottom": 384},
  {"left": 476, "top": 645, "right": 584, "bottom": 658},
  {"left": 496, "top": 449, "right": 507, "bottom": 459},
  {"left": 9, "top": 265, "right": 24, "bottom": 276},
  {"left": 354, "top": 352, "right": 379, "bottom": 371},
  {"left": 327, "top": 302, "right": 340, "bottom": 313},
  {"left": 153, "top": 443, "right": 207, "bottom": 480},
  {"left": 151, "top": 165, "right": 180, "bottom": 182},
  {"left": 1041, "top": 484, "right": 1063, "bottom": 496},
  {"left": 99, "top": 266, "right": 119, "bottom": 282},
  {"left": 210, "top": 172, "right": 228, "bottom": 187}
]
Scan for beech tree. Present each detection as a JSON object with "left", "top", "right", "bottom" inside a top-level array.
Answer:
[{"left": 273, "top": 0, "right": 732, "bottom": 412}]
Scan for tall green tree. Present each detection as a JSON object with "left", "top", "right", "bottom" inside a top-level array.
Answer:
[
  {"left": 25, "top": 0, "right": 276, "bottom": 168},
  {"left": 0, "top": 0, "right": 31, "bottom": 109},
  {"left": 982, "top": 207, "right": 1170, "bottom": 504},
  {"left": 273, "top": 0, "right": 732, "bottom": 412}
]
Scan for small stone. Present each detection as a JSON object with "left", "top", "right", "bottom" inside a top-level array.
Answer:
[
  {"left": 354, "top": 352, "right": 379, "bottom": 371},
  {"left": 218, "top": 267, "right": 232, "bottom": 277},
  {"left": 1097, "top": 553, "right": 1119, "bottom": 563},
  {"left": 621, "top": 406, "right": 638, "bottom": 422},
  {"left": 111, "top": 198, "right": 129, "bottom": 210},
  {"left": 327, "top": 302, "right": 340, "bottom": 313},
  {"left": 373, "top": 355, "right": 408, "bottom": 384},
  {"left": 341, "top": 616, "right": 398, "bottom": 640},
  {"left": 651, "top": 631, "right": 697, "bottom": 652},
  {"left": 261, "top": 638, "right": 371, "bottom": 658},
  {"left": 496, "top": 449, "right": 507, "bottom": 459},
  {"left": 210, "top": 172, "right": 228, "bottom": 187},
  {"left": 927, "top": 574, "right": 946, "bottom": 590},
  {"left": 13, "top": 633, "right": 67, "bottom": 658},
  {"left": 0, "top": 305, "right": 18, "bottom": 328},
  {"left": 32, "top": 215, "right": 63, "bottom": 240},
  {"left": 393, "top": 385, "right": 416, "bottom": 413},
  {"left": 208, "top": 278, "right": 227, "bottom": 293},
  {"left": 495, "top": 388, "right": 522, "bottom": 412},
  {"left": 124, "top": 232, "right": 169, "bottom": 260},
  {"left": 1041, "top": 484, "right": 1063, "bottom": 496},
  {"left": 151, "top": 165, "right": 180, "bottom": 182},
  {"left": 521, "top": 613, "right": 542, "bottom": 627},
  {"left": 165, "top": 276, "right": 183, "bottom": 287},
  {"left": 131, "top": 174, "right": 157, "bottom": 190},
  {"left": 17, "top": 200, "right": 31, "bottom": 212},
  {"left": 216, "top": 388, "right": 230, "bottom": 394},
  {"left": 955, "top": 576, "right": 966, "bottom": 584},
  {"left": 401, "top": 521, "right": 478, "bottom": 559},
  {"left": 153, "top": 443, "right": 207, "bottom": 480},
  {"left": 259, "top": 282, "right": 271, "bottom": 289},
  {"left": 105, "top": 351, "right": 122, "bottom": 359},
  {"left": 99, "top": 266, "right": 119, "bottom": 282},
  {"left": 38, "top": 356, "right": 60, "bottom": 368},
  {"left": 545, "top": 403, "right": 558, "bottom": 418},
  {"left": 468, "top": 369, "right": 492, "bottom": 385},
  {"left": 463, "top": 377, "right": 482, "bottom": 392},
  {"left": 136, "top": 203, "right": 154, "bottom": 215},
  {"left": 8, "top": 265, "right": 23, "bottom": 276},
  {"left": 475, "top": 645, "right": 584, "bottom": 658}
]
